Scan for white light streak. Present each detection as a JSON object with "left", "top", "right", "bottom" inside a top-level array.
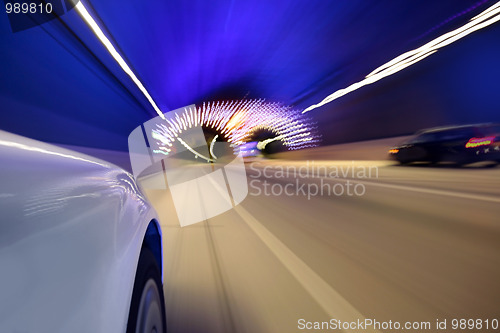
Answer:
[
  {"left": 257, "top": 135, "right": 284, "bottom": 150},
  {"left": 209, "top": 134, "right": 218, "bottom": 159},
  {"left": 0, "top": 140, "right": 109, "bottom": 167},
  {"left": 303, "top": 1, "right": 500, "bottom": 113},
  {"left": 74, "top": 2, "right": 164, "bottom": 119},
  {"left": 177, "top": 137, "right": 215, "bottom": 162}
]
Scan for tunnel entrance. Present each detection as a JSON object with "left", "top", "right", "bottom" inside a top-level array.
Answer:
[{"left": 202, "top": 127, "right": 233, "bottom": 160}]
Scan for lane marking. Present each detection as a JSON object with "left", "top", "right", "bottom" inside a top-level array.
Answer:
[
  {"left": 233, "top": 205, "right": 382, "bottom": 333},
  {"left": 204, "top": 221, "right": 239, "bottom": 333},
  {"left": 248, "top": 162, "right": 500, "bottom": 203},
  {"left": 331, "top": 178, "right": 500, "bottom": 204}
]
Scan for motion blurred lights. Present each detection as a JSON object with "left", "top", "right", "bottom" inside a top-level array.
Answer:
[
  {"left": 74, "top": 2, "right": 165, "bottom": 119},
  {"left": 150, "top": 100, "right": 319, "bottom": 157},
  {"left": 303, "top": 1, "right": 500, "bottom": 113},
  {"left": 465, "top": 136, "right": 495, "bottom": 148}
]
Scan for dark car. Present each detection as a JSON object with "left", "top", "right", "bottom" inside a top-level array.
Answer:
[{"left": 389, "top": 124, "right": 500, "bottom": 165}]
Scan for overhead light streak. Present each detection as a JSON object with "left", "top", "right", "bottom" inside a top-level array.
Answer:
[
  {"left": 303, "top": 1, "right": 500, "bottom": 113},
  {"left": 74, "top": 2, "right": 165, "bottom": 119}
]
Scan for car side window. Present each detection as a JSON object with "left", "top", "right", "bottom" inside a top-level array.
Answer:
[
  {"left": 408, "top": 133, "right": 437, "bottom": 144},
  {"left": 438, "top": 129, "right": 473, "bottom": 141}
]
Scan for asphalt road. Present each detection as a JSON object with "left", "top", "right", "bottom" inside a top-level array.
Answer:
[{"left": 141, "top": 159, "right": 500, "bottom": 333}]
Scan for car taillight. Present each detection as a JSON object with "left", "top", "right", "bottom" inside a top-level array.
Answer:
[
  {"left": 465, "top": 136, "right": 495, "bottom": 148},
  {"left": 388, "top": 149, "right": 399, "bottom": 154}
]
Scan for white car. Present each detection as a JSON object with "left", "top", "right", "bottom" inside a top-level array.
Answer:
[{"left": 0, "top": 131, "right": 166, "bottom": 333}]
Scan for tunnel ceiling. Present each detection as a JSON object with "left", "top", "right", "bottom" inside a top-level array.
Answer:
[{"left": 1, "top": 0, "right": 499, "bottom": 150}]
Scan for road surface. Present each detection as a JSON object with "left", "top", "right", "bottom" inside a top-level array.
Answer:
[{"left": 141, "top": 159, "right": 500, "bottom": 333}]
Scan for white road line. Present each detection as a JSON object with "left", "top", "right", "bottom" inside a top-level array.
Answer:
[
  {"left": 334, "top": 178, "right": 500, "bottom": 204},
  {"left": 249, "top": 162, "right": 500, "bottom": 203},
  {"left": 233, "top": 205, "right": 382, "bottom": 333}
]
